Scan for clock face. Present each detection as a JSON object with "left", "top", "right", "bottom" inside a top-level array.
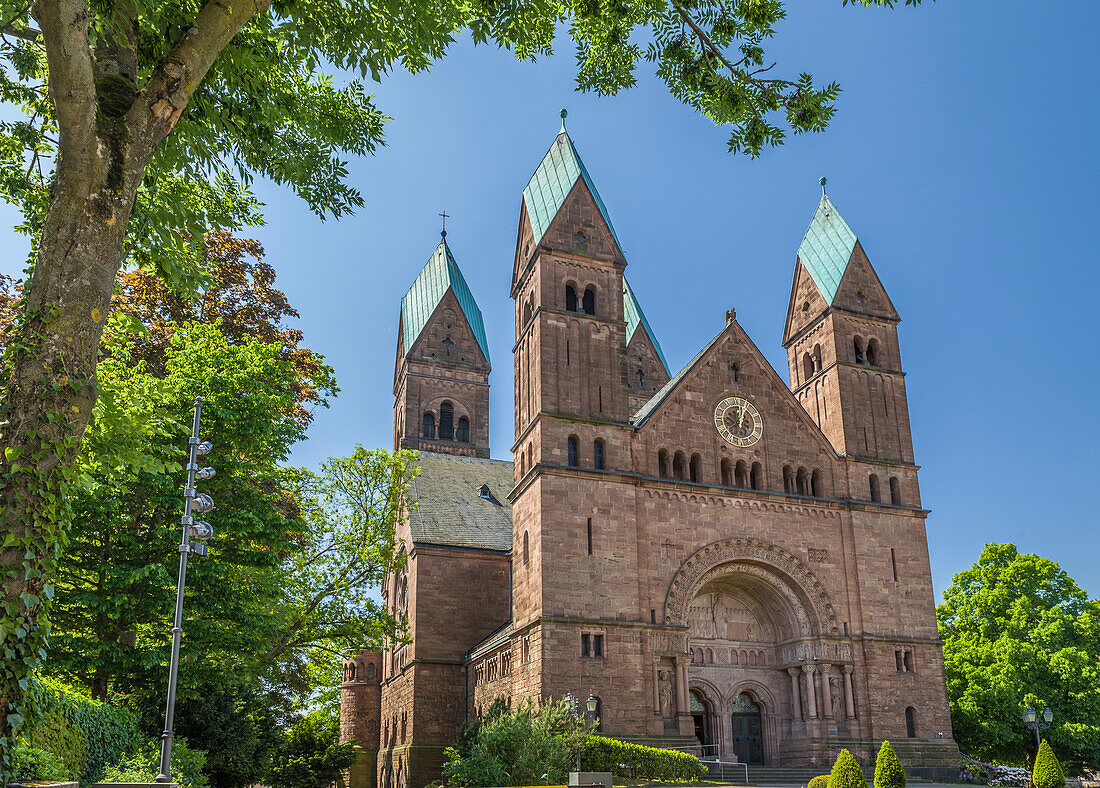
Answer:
[{"left": 714, "top": 396, "right": 763, "bottom": 447}]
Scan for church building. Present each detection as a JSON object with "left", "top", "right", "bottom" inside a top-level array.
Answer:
[{"left": 339, "top": 119, "right": 959, "bottom": 788}]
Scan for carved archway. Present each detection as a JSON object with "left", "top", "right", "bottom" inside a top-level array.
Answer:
[{"left": 665, "top": 538, "right": 838, "bottom": 636}]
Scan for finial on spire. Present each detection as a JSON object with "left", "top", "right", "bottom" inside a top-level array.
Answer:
[
  {"left": 819, "top": 176, "right": 827, "bottom": 196},
  {"left": 560, "top": 108, "right": 568, "bottom": 134},
  {"left": 439, "top": 210, "right": 449, "bottom": 238}
]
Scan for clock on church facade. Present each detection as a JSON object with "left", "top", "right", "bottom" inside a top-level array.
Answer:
[{"left": 340, "top": 123, "right": 959, "bottom": 788}]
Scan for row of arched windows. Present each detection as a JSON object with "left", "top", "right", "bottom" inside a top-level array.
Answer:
[
  {"left": 567, "top": 435, "right": 606, "bottom": 470},
  {"left": 783, "top": 465, "right": 823, "bottom": 498},
  {"left": 691, "top": 647, "right": 767, "bottom": 666},
  {"left": 565, "top": 284, "right": 596, "bottom": 316},
  {"left": 853, "top": 335, "right": 881, "bottom": 367},
  {"left": 869, "top": 473, "right": 903, "bottom": 504},
  {"left": 422, "top": 401, "right": 470, "bottom": 443}
]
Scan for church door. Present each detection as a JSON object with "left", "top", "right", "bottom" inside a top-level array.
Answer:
[
  {"left": 730, "top": 694, "right": 763, "bottom": 764},
  {"left": 689, "top": 690, "right": 712, "bottom": 752}
]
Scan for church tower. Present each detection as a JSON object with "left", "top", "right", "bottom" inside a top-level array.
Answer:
[
  {"left": 394, "top": 234, "right": 491, "bottom": 458},
  {"left": 783, "top": 181, "right": 919, "bottom": 505}
]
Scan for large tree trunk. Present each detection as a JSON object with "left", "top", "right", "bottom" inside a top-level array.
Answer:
[{"left": 0, "top": 0, "right": 270, "bottom": 765}]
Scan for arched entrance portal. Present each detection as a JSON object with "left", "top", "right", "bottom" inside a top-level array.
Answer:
[{"left": 730, "top": 693, "right": 763, "bottom": 764}]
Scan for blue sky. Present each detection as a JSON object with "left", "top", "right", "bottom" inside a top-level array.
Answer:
[{"left": 2, "top": 0, "right": 1097, "bottom": 599}]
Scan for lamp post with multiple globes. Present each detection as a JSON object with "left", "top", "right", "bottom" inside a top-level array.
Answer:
[{"left": 1022, "top": 707, "right": 1054, "bottom": 750}]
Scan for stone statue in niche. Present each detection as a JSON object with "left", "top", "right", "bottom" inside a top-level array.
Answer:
[
  {"left": 658, "top": 670, "right": 674, "bottom": 718},
  {"left": 829, "top": 675, "right": 843, "bottom": 719}
]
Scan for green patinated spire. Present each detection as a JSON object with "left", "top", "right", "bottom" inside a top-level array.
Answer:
[
  {"left": 623, "top": 278, "right": 670, "bottom": 375},
  {"left": 797, "top": 183, "right": 858, "bottom": 304},
  {"left": 522, "top": 115, "right": 621, "bottom": 250},
  {"left": 401, "top": 236, "right": 491, "bottom": 364}
]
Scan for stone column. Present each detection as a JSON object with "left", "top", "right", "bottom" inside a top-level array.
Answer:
[
  {"left": 843, "top": 665, "right": 856, "bottom": 719},
  {"left": 674, "top": 656, "right": 689, "bottom": 714},
  {"left": 819, "top": 664, "right": 834, "bottom": 720},
  {"left": 787, "top": 667, "right": 803, "bottom": 722},
  {"left": 653, "top": 661, "right": 662, "bottom": 714},
  {"left": 802, "top": 665, "right": 818, "bottom": 719}
]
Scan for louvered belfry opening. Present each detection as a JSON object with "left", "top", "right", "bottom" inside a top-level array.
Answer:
[{"left": 439, "top": 402, "right": 454, "bottom": 440}]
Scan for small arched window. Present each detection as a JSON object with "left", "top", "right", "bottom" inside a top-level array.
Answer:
[
  {"left": 813, "top": 343, "right": 822, "bottom": 372},
  {"left": 803, "top": 352, "right": 814, "bottom": 382},
  {"left": 735, "top": 460, "right": 748, "bottom": 488},
  {"left": 523, "top": 301, "right": 532, "bottom": 326},
  {"left": 593, "top": 439, "right": 605, "bottom": 470},
  {"left": 523, "top": 531, "right": 530, "bottom": 566},
  {"left": 422, "top": 412, "right": 436, "bottom": 439},
  {"left": 672, "top": 451, "right": 686, "bottom": 481},
  {"left": 750, "top": 462, "right": 763, "bottom": 491},
  {"left": 796, "top": 467, "right": 809, "bottom": 496},
  {"left": 689, "top": 453, "right": 702, "bottom": 483},
  {"left": 866, "top": 339, "right": 879, "bottom": 367},
  {"left": 367, "top": 662, "right": 376, "bottom": 681},
  {"left": 783, "top": 465, "right": 794, "bottom": 494},
  {"left": 582, "top": 287, "right": 595, "bottom": 315},
  {"left": 889, "top": 476, "right": 901, "bottom": 505},
  {"left": 658, "top": 449, "right": 670, "bottom": 479},
  {"left": 566, "top": 285, "right": 578, "bottom": 312},
  {"left": 456, "top": 417, "right": 470, "bottom": 443},
  {"left": 721, "top": 458, "right": 733, "bottom": 487},
  {"left": 854, "top": 336, "right": 865, "bottom": 364},
  {"left": 811, "top": 468, "right": 822, "bottom": 498},
  {"left": 869, "top": 473, "right": 881, "bottom": 503},
  {"left": 905, "top": 707, "right": 916, "bottom": 739},
  {"left": 439, "top": 402, "right": 454, "bottom": 440},
  {"left": 567, "top": 435, "right": 579, "bottom": 467}
]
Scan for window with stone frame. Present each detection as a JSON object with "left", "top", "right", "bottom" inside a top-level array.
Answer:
[
  {"left": 456, "top": 416, "right": 470, "bottom": 443},
  {"left": 422, "top": 412, "right": 435, "bottom": 439},
  {"left": 439, "top": 401, "right": 454, "bottom": 440},
  {"left": 581, "top": 631, "right": 604, "bottom": 659},
  {"left": 568, "top": 435, "right": 580, "bottom": 467},
  {"left": 593, "top": 438, "right": 606, "bottom": 470}
]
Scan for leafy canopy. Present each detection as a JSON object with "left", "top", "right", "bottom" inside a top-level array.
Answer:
[{"left": 937, "top": 543, "right": 1100, "bottom": 771}]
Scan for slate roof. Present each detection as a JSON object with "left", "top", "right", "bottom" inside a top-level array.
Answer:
[
  {"left": 522, "top": 130, "right": 622, "bottom": 251},
  {"left": 623, "top": 279, "right": 670, "bottom": 376},
  {"left": 407, "top": 452, "right": 514, "bottom": 552},
  {"left": 630, "top": 330, "right": 725, "bottom": 427},
  {"left": 797, "top": 194, "right": 857, "bottom": 304},
  {"left": 401, "top": 238, "right": 491, "bottom": 364}
]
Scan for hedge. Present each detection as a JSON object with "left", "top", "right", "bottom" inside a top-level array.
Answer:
[
  {"left": 829, "top": 749, "right": 867, "bottom": 788},
  {"left": 874, "top": 741, "right": 906, "bottom": 788},
  {"left": 1033, "top": 741, "right": 1066, "bottom": 788},
  {"left": 21, "top": 675, "right": 141, "bottom": 785},
  {"left": 581, "top": 736, "right": 707, "bottom": 781},
  {"left": 809, "top": 774, "right": 830, "bottom": 788}
]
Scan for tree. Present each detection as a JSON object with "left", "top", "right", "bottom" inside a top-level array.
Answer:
[
  {"left": 938, "top": 543, "right": 1100, "bottom": 772},
  {"left": 874, "top": 741, "right": 906, "bottom": 788},
  {"left": 266, "top": 710, "right": 358, "bottom": 788},
  {"left": 828, "top": 749, "right": 867, "bottom": 788},
  {"left": 264, "top": 447, "right": 416, "bottom": 708},
  {"left": 0, "top": 0, "right": 932, "bottom": 773}
]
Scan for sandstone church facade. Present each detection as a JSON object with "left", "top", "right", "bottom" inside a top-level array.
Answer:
[{"left": 339, "top": 122, "right": 959, "bottom": 788}]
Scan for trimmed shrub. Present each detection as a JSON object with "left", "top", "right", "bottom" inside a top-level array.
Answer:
[
  {"left": 809, "top": 774, "right": 831, "bottom": 788},
  {"left": 23, "top": 712, "right": 88, "bottom": 780},
  {"left": 12, "top": 743, "right": 68, "bottom": 782},
  {"left": 1032, "top": 740, "right": 1066, "bottom": 788},
  {"left": 829, "top": 749, "right": 867, "bottom": 788},
  {"left": 874, "top": 741, "right": 906, "bottom": 788},
  {"left": 581, "top": 736, "right": 708, "bottom": 782}
]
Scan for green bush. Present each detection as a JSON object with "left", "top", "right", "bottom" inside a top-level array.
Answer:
[
  {"left": 829, "top": 749, "right": 867, "bottom": 788},
  {"left": 1032, "top": 740, "right": 1066, "bottom": 788},
  {"left": 874, "top": 741, "right": 906, "bottom": 788},
  {"left": 12, "top": 743, "right": 68, "bottom": 782},
  {"left": 443, "top": 698, "right": 590, "bottom": 787},
  {"left": 100, "top": 738, "right": 208, "bottom": 788},
  {"left": 23, "top": 675, "right": 141, "bottom": 785},
  {"left": 266, "top": 710, "right": 359, "bottom": 788},
  {"left": 581, "top": 736, "right": 707, "bottom": 782},
  {"left": 809, "top": 775, "right": 830, "bottom": 788}
]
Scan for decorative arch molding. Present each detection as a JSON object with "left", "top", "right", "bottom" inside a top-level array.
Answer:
[
  {"left": 641, "top": 488, "right": 840, "bottom": 518},
  {"left": 665, "top": 538, "right": 838, "bottom": 636},
  {"left": 726, "top": 679, "right": 777, "bottom": 714},
  {"left": 688, "top": 678, "right": 723, "bottom": 710}
]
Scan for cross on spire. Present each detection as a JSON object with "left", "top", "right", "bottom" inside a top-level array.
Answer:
[{"left": 439, "top": 210, "right": 450, "bottom": 238}]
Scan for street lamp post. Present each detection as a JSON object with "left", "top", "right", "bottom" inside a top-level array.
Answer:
[
  {"left": 1022, "top": 707, "right": 1054, "bottom": 751},
  {"left": 155, "top": 398, "right": 216, "bottom": 783}
]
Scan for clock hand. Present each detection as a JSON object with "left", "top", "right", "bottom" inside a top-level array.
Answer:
[{"left": 738, "top": 403, "right": 746, "bottom": 428}]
